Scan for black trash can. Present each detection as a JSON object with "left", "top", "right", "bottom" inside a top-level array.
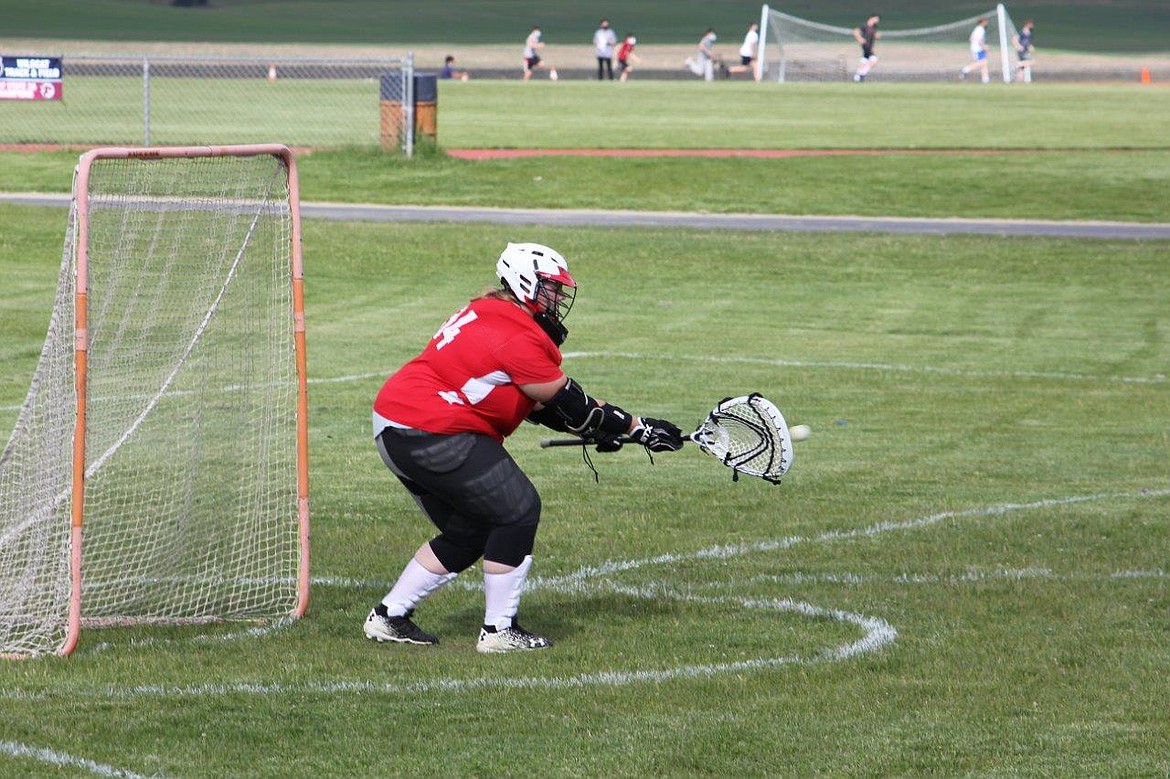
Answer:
[{"left": 379, "top": 73, "right": 438, "bottom": 149}]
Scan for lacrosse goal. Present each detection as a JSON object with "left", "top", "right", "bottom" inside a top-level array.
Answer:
[
  {"left": 0, "top": 144, "right": 310, "bottom": 658},
  {"left": 758, "top": 3, "right": 1016, "bottom": 83}
]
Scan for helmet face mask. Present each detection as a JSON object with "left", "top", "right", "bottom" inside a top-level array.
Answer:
[
  {"left": 496, "top": 242, "right": 577, "bottom": 343},
  {"left": 534, "top": 276, "right": 575, "bottom": 324}
]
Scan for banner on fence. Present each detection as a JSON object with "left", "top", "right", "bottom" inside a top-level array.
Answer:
[{"left": 0, "top": 56, "right": 63, "bottom": 100}]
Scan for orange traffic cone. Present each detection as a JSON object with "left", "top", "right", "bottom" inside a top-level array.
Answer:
[
  {"left": 267, "top": 64, "right": 277, "bottom": 82},
  {"left": 1140, "top": 66, "right": 1151, "bottom": 84}
]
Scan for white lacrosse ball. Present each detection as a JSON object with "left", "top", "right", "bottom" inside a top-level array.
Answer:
[{"left": 789, "top": 424, "right": 812, "bottom": 442}]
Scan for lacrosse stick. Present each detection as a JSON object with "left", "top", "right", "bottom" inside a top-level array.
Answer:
[{"left": 539, "top": 393, "right": 796, "bottom": 484}]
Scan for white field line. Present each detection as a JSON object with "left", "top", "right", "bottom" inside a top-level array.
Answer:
[
  {"left": 8, "top": 593, "right": 894, "bottom": 703},
  {"left": 1, "top": 351, "right": 1166, "bottom": 416},
  {"left": 93, "top": 560, "right": 1168, "bottom": 654},
  {"left": 313, "top": 566, "right": 1170, "bottom": 592},
  {"left": 87, "top": 487, "right": 1170, "bottom": 650},
  {"left": 0, "top": 740, "right": 162, "bottom": 779},
  {"left": 561, "top": 352, "right": 1168, "bottom": 385},
  {"left": 86, "top": 617, "right": 300, "bottom": 654},
  {"left": 527, "top": 489, "right": 1170, "bottom": 590},
  {"left": 4, "top": 486, "right": 1166, "bottom": 702},
  {"left": 298, "top": 349, "right": 1170, "bottom": 389},
  {"left": 724, "top": 568, "right": 1169, "bottom": 587}
]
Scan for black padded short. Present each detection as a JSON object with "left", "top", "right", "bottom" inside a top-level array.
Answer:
[{"left": 376, "top": 428, "right": 541, "bottom": 570}]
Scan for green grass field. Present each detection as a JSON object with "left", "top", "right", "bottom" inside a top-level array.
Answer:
[
  {"left": 4, "top": 83, "right": 1170, "bottom": 223},
  {"left": 8, "top": 80, "right": 1170, "bottom": 152},
  {"left": 1, "top": 6, "right": 1169, "bottom": 777},
  {"left": 1, "top": 206, "right": 1167, "bottom": 778}
]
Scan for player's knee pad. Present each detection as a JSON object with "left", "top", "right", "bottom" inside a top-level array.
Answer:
[
  {"left": 429, "top": 455, "right": 542, "bottom": 571},
  {"left": 484, "top": 521, "right": 539, "bottom": 567},
  {"left": 429, "top": 534, "right": 487, "bottom": 574},
  {"left": 479, "top": 474, "right": 542, "bottom": 566}
]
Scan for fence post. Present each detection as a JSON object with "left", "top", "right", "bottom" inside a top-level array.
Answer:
[
  {"left": 404, "top": 53, "right": 414, "bottom": 158},
  {"left": 379, "top": 59, "right": 420, "bottom": 156},
  {"left": 142, "top": 56, "right": 151, "bottom": 146}
]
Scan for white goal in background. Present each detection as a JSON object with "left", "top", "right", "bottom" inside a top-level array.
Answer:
[
  {"left": 759, "top": 3, "right": 1017, "bottom": 83},
  {"left": 0, "top": 144, "right": 310, "bottom": 658}
]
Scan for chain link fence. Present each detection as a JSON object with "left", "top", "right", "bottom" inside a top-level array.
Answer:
[{"left": 0, "top": 53, "right": 421, "bottom": 154}]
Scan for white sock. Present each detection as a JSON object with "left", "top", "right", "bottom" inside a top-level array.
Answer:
[
  {"left": 483, "top": 555, "right": 533, "bottom": 630},
  {"left": 380, "top": 558, "right": 456, "bottom": 617}
]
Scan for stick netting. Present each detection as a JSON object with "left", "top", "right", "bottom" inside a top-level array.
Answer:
[
  {"left": 762, "top": 7, "right": 1016, "bottom": 82},
  {"left": 0, "top": 149, "right": 305, "bottom": 657},
  {"left": 692, "top": 394, "right": 793, "bottom": 484}
]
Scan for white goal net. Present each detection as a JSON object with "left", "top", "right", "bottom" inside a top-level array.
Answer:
[
  {"left": 0, "top": 144, "right": 310, "bottom": 658},
  {"left": 759, "top": 4, "right": 1017, "bottom": 83}
]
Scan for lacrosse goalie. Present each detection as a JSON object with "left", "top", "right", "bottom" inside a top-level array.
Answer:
[{"left": 366, "top": 242, "right": 685, "bottom": 652}]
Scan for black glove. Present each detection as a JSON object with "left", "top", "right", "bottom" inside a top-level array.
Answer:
[
  {"left": 592, "top": 432, "right": 625, "bottom": 453},
  {"left": 628, "top": 417, "right": 686, "bottom": 452}
]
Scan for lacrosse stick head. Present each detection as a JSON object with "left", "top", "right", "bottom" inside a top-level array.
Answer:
[{"left": 690, "top": 393, "right": 793, "bottom": 484}]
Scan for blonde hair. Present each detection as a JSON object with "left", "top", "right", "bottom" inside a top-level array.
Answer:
[{"left": 478, "top": 287, "right": 514, "bottom": 302}]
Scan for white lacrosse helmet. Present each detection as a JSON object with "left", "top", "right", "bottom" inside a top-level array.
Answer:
[{"left": 496, "top": 242, "right": 577, "bottom": 324}]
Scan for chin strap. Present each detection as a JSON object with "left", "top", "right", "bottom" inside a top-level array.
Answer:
[{"left": 535, "top": 311, "right": 568, "bottom": 345}]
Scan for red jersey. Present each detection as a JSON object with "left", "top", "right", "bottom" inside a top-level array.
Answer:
[
  {"left": 374, "top": 296, "right": 564, "bottom": 441},
  {"left": 617, "top": 41, "right": 634, "bottom": 61}
]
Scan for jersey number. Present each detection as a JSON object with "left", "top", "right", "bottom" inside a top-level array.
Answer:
[
  {"left": 432, "top": 307, "right": 510, "bottom": 407},
  {"left": 433, "top": 307, "right": 478, "bottom": 350}
]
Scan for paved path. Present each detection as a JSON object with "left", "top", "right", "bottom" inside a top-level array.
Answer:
[
  {"left": 445, "top": 149, "right": 1044, "bottom": 160},
  {"left": 4, "top": 193, "right": 1169, "bottom": 239}
]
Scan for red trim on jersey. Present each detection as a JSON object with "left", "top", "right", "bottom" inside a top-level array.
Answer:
[{"left": 374, "top": 296, "right": 564, "bottom": 441}]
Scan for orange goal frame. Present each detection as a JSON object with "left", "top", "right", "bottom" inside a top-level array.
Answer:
[{"left": 60, "top": 144, "right": 310, "bottom": 656}]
